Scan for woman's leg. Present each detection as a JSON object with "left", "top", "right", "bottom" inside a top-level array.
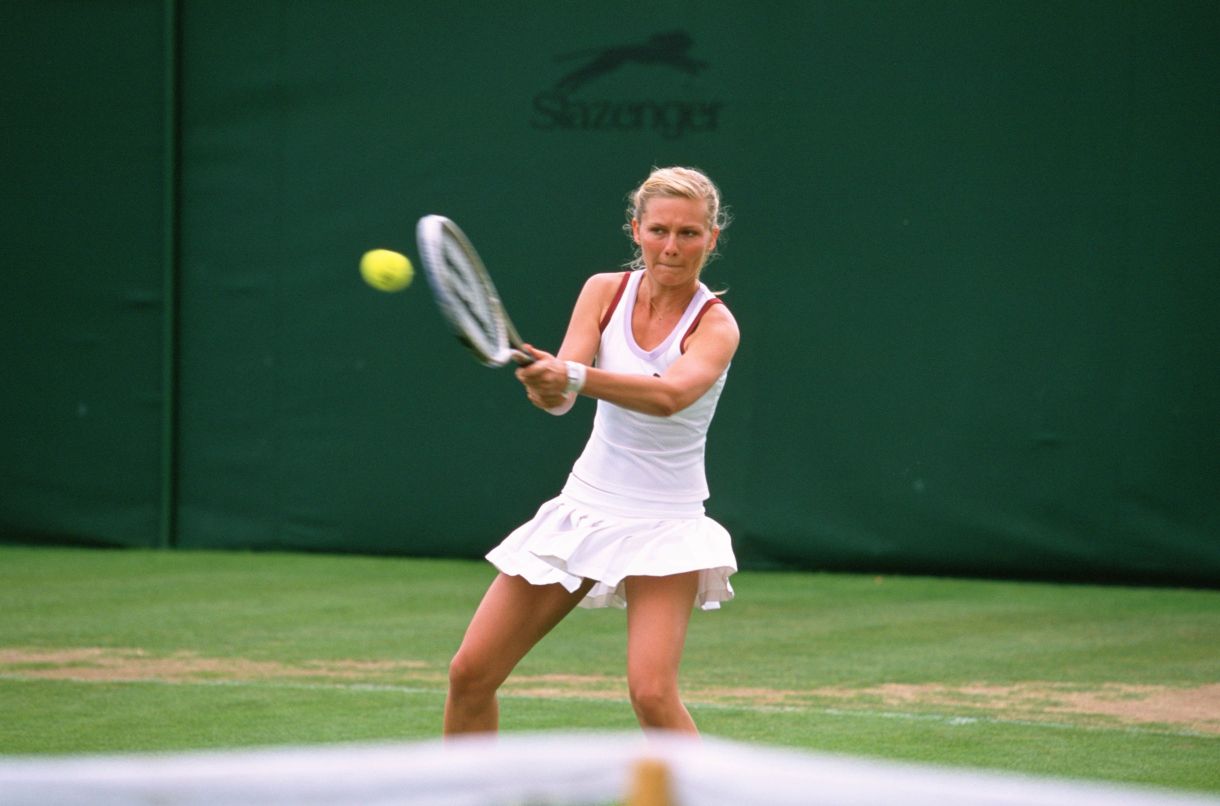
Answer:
[
  {"left": 444, "top": 572, "right": 592, "bottom": 736},
  {"left": 624, "top": 571, "right": 700, "bottom": 734}
]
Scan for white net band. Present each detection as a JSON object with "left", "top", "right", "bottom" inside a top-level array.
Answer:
[{"left": 1, "top": 731, "right": 1216, "bottom": 806}]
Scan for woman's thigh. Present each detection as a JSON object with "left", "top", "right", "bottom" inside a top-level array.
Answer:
[
  {"left": 623, "top": 572, "right": 699, "bottom": 688},
  {"left": 452, "top": 573, "right": 593, "bottom": 687}
]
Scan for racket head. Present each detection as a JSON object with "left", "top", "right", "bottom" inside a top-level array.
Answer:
[{"left": 415, "top": 214, "right": 523, "bottom": 367}]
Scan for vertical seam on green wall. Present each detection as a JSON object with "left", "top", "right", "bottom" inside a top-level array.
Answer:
[{"left": 159, "top": 0, "right": 182, "bottom": 549}]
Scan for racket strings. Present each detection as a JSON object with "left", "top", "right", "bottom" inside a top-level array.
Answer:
[
  {"left": 418, "top": 214, "right": 522, "bottom": 367},
  {"left": 441, "top": 238, "right": 507, "bottom": 359}
]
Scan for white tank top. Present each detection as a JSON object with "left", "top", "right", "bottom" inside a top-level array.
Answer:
[{"left": 564, "top": 270, "right": 729, "bottom": 513}]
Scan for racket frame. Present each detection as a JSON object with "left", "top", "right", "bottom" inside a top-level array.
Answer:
[{"left": 415, "top": 214, "right": 530, "bottom": 367}]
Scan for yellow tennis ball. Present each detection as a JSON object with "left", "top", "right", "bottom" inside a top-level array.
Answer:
[{"left": 360, "top": 249, "right": 413, "bottom": 292}]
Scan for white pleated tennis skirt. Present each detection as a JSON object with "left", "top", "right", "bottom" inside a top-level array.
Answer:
[{"left": 485, "top": 475, "right": 737, "bottom": 611}]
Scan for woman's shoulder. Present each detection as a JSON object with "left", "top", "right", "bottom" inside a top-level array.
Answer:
[
  {"left": 564, "top": 271, "right": 635, "bottom": 336},
  {"left": 578, "top": 270, "right": 634, "bottom": 304},
  {"left": 686, "top": 293, "right": 739, "bottom": 347},
  {"left": 703, "top": 298, "right": 738, "bottom": 333},
  {"left": 584, "top": 269, "right": 633, "bottom": 290}
]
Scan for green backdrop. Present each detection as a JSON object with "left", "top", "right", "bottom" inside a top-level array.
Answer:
[
  {"left": 1, "top": 1, "right": 168, "bottom": 546},
  {"left": 3, "top": 1, "right": 1218, "bottom": 586}
]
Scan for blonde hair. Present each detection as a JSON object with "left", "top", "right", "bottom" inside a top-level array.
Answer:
[{"left": 623, "top": 166, "right": 730, "bottom": 270}]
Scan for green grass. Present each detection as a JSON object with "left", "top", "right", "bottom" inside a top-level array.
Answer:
[{"left": 1, "top": 545, "right": 1218, "bottom": 793}]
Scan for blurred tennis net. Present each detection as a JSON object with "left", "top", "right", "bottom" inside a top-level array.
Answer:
[{"left": 2, "top": 731, "right": 1217, "bottom": 805}]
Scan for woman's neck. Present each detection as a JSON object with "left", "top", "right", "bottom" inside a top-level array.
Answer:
[{"left": 638, "top": 272, "right": 697, "bottom": 319}]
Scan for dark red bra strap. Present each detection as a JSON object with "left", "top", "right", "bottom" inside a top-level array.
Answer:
[
  {"left": 680, "top": 298, "right": 724, "bottom": 353},
  {"left": 599, "top": 271, "right": 632, "bottom": 333}
]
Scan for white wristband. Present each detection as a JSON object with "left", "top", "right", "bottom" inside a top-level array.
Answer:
[
  {"left": 544, "top": 392, "right": 577, "bottom": 417},
  {"left": 564, "top": 361, "right": 587, "bottom": 394}
]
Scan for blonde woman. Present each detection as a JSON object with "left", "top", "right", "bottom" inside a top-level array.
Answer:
[{"left": 444, "top": 166, "right": 740, "bottom": 736}]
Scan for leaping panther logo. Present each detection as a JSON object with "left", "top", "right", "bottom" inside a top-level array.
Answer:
[
  {"left": 530, "top": 30, "right": 722, "bottom": 139},
  {"left": 551, "top": 31, "right": 708, "bottom": 95}
]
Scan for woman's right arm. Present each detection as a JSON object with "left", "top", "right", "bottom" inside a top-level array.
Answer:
[{"left": 516, "top": 272, "right": 624, "bottom": 411}]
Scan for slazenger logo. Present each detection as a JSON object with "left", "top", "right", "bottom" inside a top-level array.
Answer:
[{"left": 531, "top": 31, "right": 723, "bottom": 139}]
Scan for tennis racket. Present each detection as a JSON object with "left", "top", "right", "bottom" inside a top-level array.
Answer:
[{"left": 415, "top": 214, "right": 532, "bottom": 367}]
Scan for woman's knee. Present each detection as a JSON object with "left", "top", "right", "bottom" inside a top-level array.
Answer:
[
  {"left": 448, "top": 649, "right": 502, "bottom": 697},
  {"left": 628, "top": 675, "right": 677, "bottom": 718}
]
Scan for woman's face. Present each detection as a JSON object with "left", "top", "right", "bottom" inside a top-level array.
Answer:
[{"left": 632, "top": 196, "right": 719, "bottom": 288}]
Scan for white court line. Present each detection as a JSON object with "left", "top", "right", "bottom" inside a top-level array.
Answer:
[{"left": 2, "top": 672, "right": 1214, "bottom": 741}]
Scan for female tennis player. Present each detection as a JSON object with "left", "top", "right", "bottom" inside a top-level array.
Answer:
[{"left": 444, "top": 166, "right": 739, "bottom": 736}]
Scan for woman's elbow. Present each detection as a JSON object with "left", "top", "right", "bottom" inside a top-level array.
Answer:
[
  {"left": 630, "top": 396, "right": 679, "bottom": 417},
  {"left": 647, "top": 390, "right": 692, "bottom": 417},
  {"left": 648, "top": 400, "right": 680, "bottom": 417}
]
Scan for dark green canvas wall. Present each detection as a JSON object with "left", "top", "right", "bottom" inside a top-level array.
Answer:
[
  {"left": 1, "top": 1, "right": 168, "bottom": 547},
  {"left": 3, "top": 1, "right": 1218, "bottom": 585}
]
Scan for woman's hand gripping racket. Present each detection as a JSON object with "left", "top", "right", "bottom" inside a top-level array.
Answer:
[{"left": 415, "top": 214, "right": 533, "bottom": 367}]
